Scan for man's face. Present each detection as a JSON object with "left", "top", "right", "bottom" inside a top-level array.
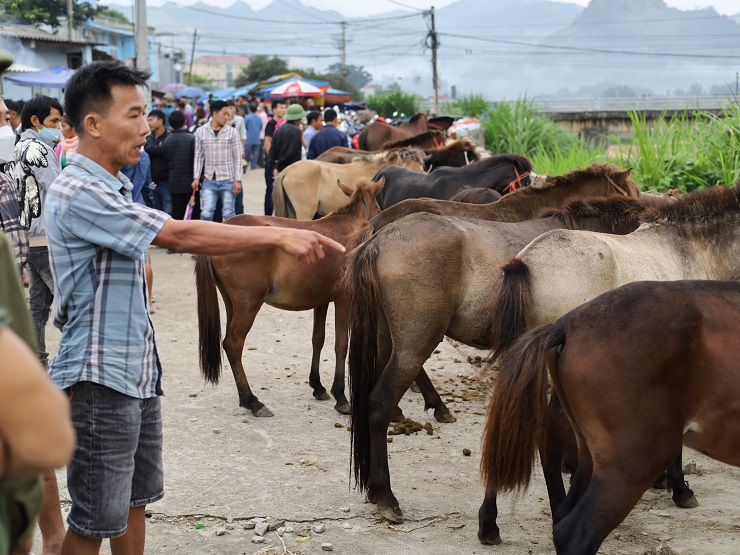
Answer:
[
  {"left": 31, "top": 108, "right": 62, "bottom": 131},
  {"left": 93, "top": 85, "right": 149, "bottom": 168},
  {"left": 212, "top": 107, "right": 230, "bottom": 127},
  {"left": 8, "top": 109, "right": 19, "bottom": 127},
  {"left": 273, "top": 103, "right": 287, "bottom": 119},
  {"left": 312, "top": 116, "right": 323, "bottom": 130},
  {"left": 147, "top": 115, "right": 162, "bottom": 133}
]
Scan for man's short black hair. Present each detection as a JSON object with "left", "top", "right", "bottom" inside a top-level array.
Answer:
[
  {"left": 307, "top": 111, "right": 321, "bottom": 125},
  {"left": 323, "top": 108, "right": 338, "bottom": 123},
  {"left": 64, "top": 61, "right": 150, "bottom": 136},
  {"left": 169, "top": 110, "right": 186, "bottom": 129},
  {"left": 21, "top": 95, "right": 64, "bottom": 131},
  {"left": 209, "top": 100, "right": 228, "bottom": 114},
  {"left": 272, "top": 100, "right": 287, "bottom": 108},
  {"left": 4, "top": 99, "right": 23, "bottom": 115},
  {"left": 148, "top": 109, "right": 166, "bottom": 123}
]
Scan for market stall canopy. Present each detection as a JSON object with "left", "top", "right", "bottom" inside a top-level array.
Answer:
[
  {"left": 4, "top": 65, "right": 74, "bottom": 88},
  {"left": 6, "top": 63, "right": 41, "bottom": 73},
  {"left": 269, "top": 79, "right": 324, "bottom": 98}
]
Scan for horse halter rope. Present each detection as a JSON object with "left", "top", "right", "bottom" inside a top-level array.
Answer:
[
  {"left": 604, "top": 173, "right": 629, "bottom": 196},
  {"left": 505, "top": 167, "right": 530, "bottom": 193}
]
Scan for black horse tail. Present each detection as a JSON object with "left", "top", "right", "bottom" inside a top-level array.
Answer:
[
  {"left": 347, "top": 236, "right": 383, "bottom": 492},
  {"left": 481, "top": 321, "right": 565, "bottom": 493},
  {"left": 489, "top": 257, "right": 532, "bottom": 363},
  {"left": 195, "top": 255, "right": 223, "bottom": 384}
]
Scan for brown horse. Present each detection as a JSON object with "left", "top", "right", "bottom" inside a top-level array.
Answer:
[
  {"left": 347, "top": 164, "right": 641, "bottom": 251},
  {"left": 272, "top": 150, "right": 425, "bottom": 220},
  {"left": 449, "top": 186, "right": 502, "bottom": 203},
  {"left": 380, "top": 129, "right": 447, "bottom": 150},
  {"left": 482, "top": 279, "right": 740, "bottom": 555},
  {"left": 357, "top": 112, "right": 431, "bottom": 151},
  {"left": 195, "top": 179, "right": 388, "bottom": 417},
  {"left": 346, "top": 194, "right": 653, "bottom": 525},
  {"left": 315, "top": 140, "right": 479, "bottom": 171}
]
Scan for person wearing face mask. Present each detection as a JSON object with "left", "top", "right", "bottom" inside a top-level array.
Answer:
[{"left": 7, "top": 95, "right": 63, "bottom": 369}]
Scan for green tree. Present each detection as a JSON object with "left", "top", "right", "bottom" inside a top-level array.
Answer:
[
  {"left": 95, "top": 5, "right": 129, "bottom": 22},
  {"left": 326, "top": 63, "right": 372, "bottom": 90},
  {"left": 293, "top": 67, "right": 358, "bottom": 97},
  {"left": 603, "top": 86, "right": 636, "bottom": 98},
  {"left": 183, "top": 73, "right": 211, "bottom": 86},
  {"left": 0, "top": 0, "right": 97, "bottom": 27},
  {"left": 234, "top": 55, "right": 289, "bottom": 87}
]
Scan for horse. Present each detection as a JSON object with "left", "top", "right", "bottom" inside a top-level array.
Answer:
[
  {"left": 345, "top": 194, "right": 656, "bottom": 526},
  {"left": 272, "top": 150, "right": 425, "bottom": 220},
  {"left": 482, "top": 279, "right": 740, "bottom": 555},
  {"left": 357, "top": 112, "right": 430, "bottom": 151},
  {"left": 375, "top": 153, "right": 532, "bottom": 209},
  {"left": 347, "top": 164, "right": 641, "bottom": 251},
  {"left": 380, "top": 129, "right": 447, "bottom": 150},
  {"left": 449, "top": 186, "right": 502, "bottom": 204},
  {"left": 315, "top": 140, "right": 479, "bottom": 172},
  {"left": 195, "top": 178, "right": 391, "bottom": 417},
  {"left": 489, "top": 186, "right": 740, "bottom": 361}
]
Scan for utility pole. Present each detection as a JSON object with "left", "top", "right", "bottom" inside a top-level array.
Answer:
[
  {"left": 67, "top": 0, "right": 73, "bottom": 40},
  {"left": 425, "top": 7, "right": 439, "bottom": 114},
  {"left": 340, "top": 21, "right": 348, "bottom": 77},
  {"left": 134, "top": 0, "right": 151, "bottom": 76},
  {"left": 187, "top": 29, "right": 197, "bottom": 85}
]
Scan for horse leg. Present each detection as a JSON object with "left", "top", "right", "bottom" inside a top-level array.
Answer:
[
  {"left": 541, "top": 392, "right": 576, "bottom": 519},
  {"left": 414, "top": 369, "right": 456, "bottom": 423},
  {"left": 309, "top": 303, "right": 331, "bottom": 402},
  {"left": 553, "top": 444, "right": 593, "bottom": 525},
  {"left": 331, "top": 299, "right": 350, "bottom": 414},
  {"left": 223, "top": 297, "right": 273, "bottom": 417},
  {"left": 477, "top": 480, "right": 501, "bottom": 545},
  {"left": 666, "top": 450, "right": 698, "bottom": 508}
]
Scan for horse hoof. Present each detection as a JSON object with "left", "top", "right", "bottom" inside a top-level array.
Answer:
[
  {"left": 478, "top": 532, "right": 502, "bottom": 545},
  {"left": 314, "top": 391, "right": 331, "bottom": 401},
  {"left": 252, "top": 406, "right": 274, "bottom": 417},
  {"left": 434, "top": 408, "right": 457, "bottom": 423},
  {"left": 652, "top": 476, "right": 668, "bottom": 490},
  {"left": 410, "top": 382, "right": 421, "bottom": 393},
  {"left": 675, "top": 494, "right": 699, "bottom": 509},
  {"left": 390, "top": 409, "right": 405, "bottom": 423},
  {"left": 334, "top": 402, "right": 351, "bottom": 415},
  {"left": 379, "top": 505, "right": 404, "bottom": 524}
]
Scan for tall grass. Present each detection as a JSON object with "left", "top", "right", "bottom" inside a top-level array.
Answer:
[
  {"left": 483, "top": 97, "right": 606, "bottom": 175},
  {"left": 367, "top": 91, "right": 421, "bottom": 119},
  {"left": 442, "top": 94, "right": 490, "bottom": 118}
]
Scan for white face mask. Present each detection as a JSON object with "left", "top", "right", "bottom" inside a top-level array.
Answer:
[{"left": 0, "top": 125, "right": 15, "bottom": 164}]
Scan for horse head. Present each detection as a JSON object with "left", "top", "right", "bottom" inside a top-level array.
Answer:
[{"left": 336, "top": 177, "right": 384, "bottom": 220}]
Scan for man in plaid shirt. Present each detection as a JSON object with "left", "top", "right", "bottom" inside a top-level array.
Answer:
[
  {"left": 0, "top": 95, "right": 27, "bottom": 275},
  {"left": 191, "top": 100, "right": 241, "bottom": 221}
]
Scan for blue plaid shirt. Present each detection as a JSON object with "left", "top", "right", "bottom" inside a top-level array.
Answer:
[{"left": 45, "top": 153, "right": 171, "bottom": 398}]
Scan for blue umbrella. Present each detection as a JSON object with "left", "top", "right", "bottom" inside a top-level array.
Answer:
[{"left": 4, "top": 66, "right": 74, "bottom": 88}]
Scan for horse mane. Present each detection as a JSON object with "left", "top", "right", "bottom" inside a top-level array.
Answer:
[
  {"left": 382, "top": 129, "right": 445, "bottom": 149},
  {"left": 457, "top": 153, "right": 533, "bottom": 173},
  {"left": 364, "top": 148, "right": 426, "bottom": 167},
  {"left": 406, "top": 112, "right": 426, "bottom": 124},
  {"left": 540, "top": 196, "right": 665, "bottom": 231},
  {"left": 331, "top": 180, "right": 378, "bottom": 217},
  {"left": 641, "top": 185, "right": 740, "bottom": 225},
  {"left": 538, "top": 163, "right": 640, "bottom": 197}
]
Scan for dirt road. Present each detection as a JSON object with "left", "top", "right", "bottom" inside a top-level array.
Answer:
[{"left": 42, "top": 168, "right": 740, "bottom": 555}]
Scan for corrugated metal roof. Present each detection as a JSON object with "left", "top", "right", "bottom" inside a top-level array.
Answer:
[{"left": 0, "top": 24, "right": 91, "bottom": 46}]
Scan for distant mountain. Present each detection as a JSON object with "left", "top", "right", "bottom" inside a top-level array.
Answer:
[{"left": 108, "top": 0, "right": 739, "bottom": 99}]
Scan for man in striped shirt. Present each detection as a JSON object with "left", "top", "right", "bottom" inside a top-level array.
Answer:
[
  {"left": 191, "top": 100, "right": 241, "bottom": 221},
  {"left": 45, "top": 61, "right": 344, "bottom": 555}
]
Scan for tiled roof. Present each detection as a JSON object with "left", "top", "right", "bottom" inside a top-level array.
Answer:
[{"left": 0, "top": 24, "right": 91, "bottom": 46}]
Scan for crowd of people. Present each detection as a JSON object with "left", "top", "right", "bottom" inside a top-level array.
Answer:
[{"left": 0, "top": 59, "right": 346, "bottom": 555}]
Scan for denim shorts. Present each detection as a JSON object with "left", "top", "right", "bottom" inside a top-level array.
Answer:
[{"left": 66, "top": 381, "right": 164, "bottom": 539}]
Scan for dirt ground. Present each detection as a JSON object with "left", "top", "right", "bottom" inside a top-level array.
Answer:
[{"left": 40, "top": 167, "right": 740, "bottom": 555}]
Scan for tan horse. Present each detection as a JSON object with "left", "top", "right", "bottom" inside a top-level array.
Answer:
[
  {"left": 272, "top": 150, "right": 425, "bottom": 220},
  {"left": 345, "top": 194, "right": 655, "bottom": 526}
]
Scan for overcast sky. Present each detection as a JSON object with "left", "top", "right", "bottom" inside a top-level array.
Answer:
[{"left": 138, "top": 0, "right": 740, "bottom": 16}]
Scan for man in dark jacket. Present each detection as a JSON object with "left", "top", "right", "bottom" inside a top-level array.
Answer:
[
  {"left": 163, "top": 111, "right": 196, "bottom": 221},
  {"left": 307, "top": 108, "right": 349, "bottom": 160},
  {"left": 144, "top": 109, "right": 172, "bottom": 215},
  {"left": 268, "top": 104, "right": 305, "bottom": 176}
]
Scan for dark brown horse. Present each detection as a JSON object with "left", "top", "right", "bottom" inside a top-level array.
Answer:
[
  {"left": 195, "top": 179, "right": 390, "bottom": 417},
  {"left": 315, "top": 140, "right": 479, "bottom": 172},
  {"left": 380, "top": 129, "right": 446, "bottom": 150},
  {"left": 346, "top": 194, "right": 652, "bottom": 525},
  {"left": 482, "top": 280, "right": 740, "bottom": 555},
  {"left": 347, "top": 164, "right": 641, "bottom": 251},
  {"left": 449, "top": 186, "right": 502, "bottom": 203},
  {"left": 357, "top": 113, "right": 431, "bottom": 151},
  {"left": 374, "top": 153, "right": 532, "bottom": 209}
]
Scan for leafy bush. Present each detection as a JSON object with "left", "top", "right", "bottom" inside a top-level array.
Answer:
[
  {"left": 367, "top": 90, "right": 420, "bottom": 119},
  {"left": 443, "top": 94, "right": 490, "bottom": 118}
]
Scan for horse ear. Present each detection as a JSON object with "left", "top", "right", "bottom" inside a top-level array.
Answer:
[
  {"left": 337, "top": 179, "right": 353, "bottom": 197},
  {"left": 371, "top": 176, "right": 386, "bottom": 195},
  {"left": 624, "top": 168, "right": 633, "bottom": 177}
]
